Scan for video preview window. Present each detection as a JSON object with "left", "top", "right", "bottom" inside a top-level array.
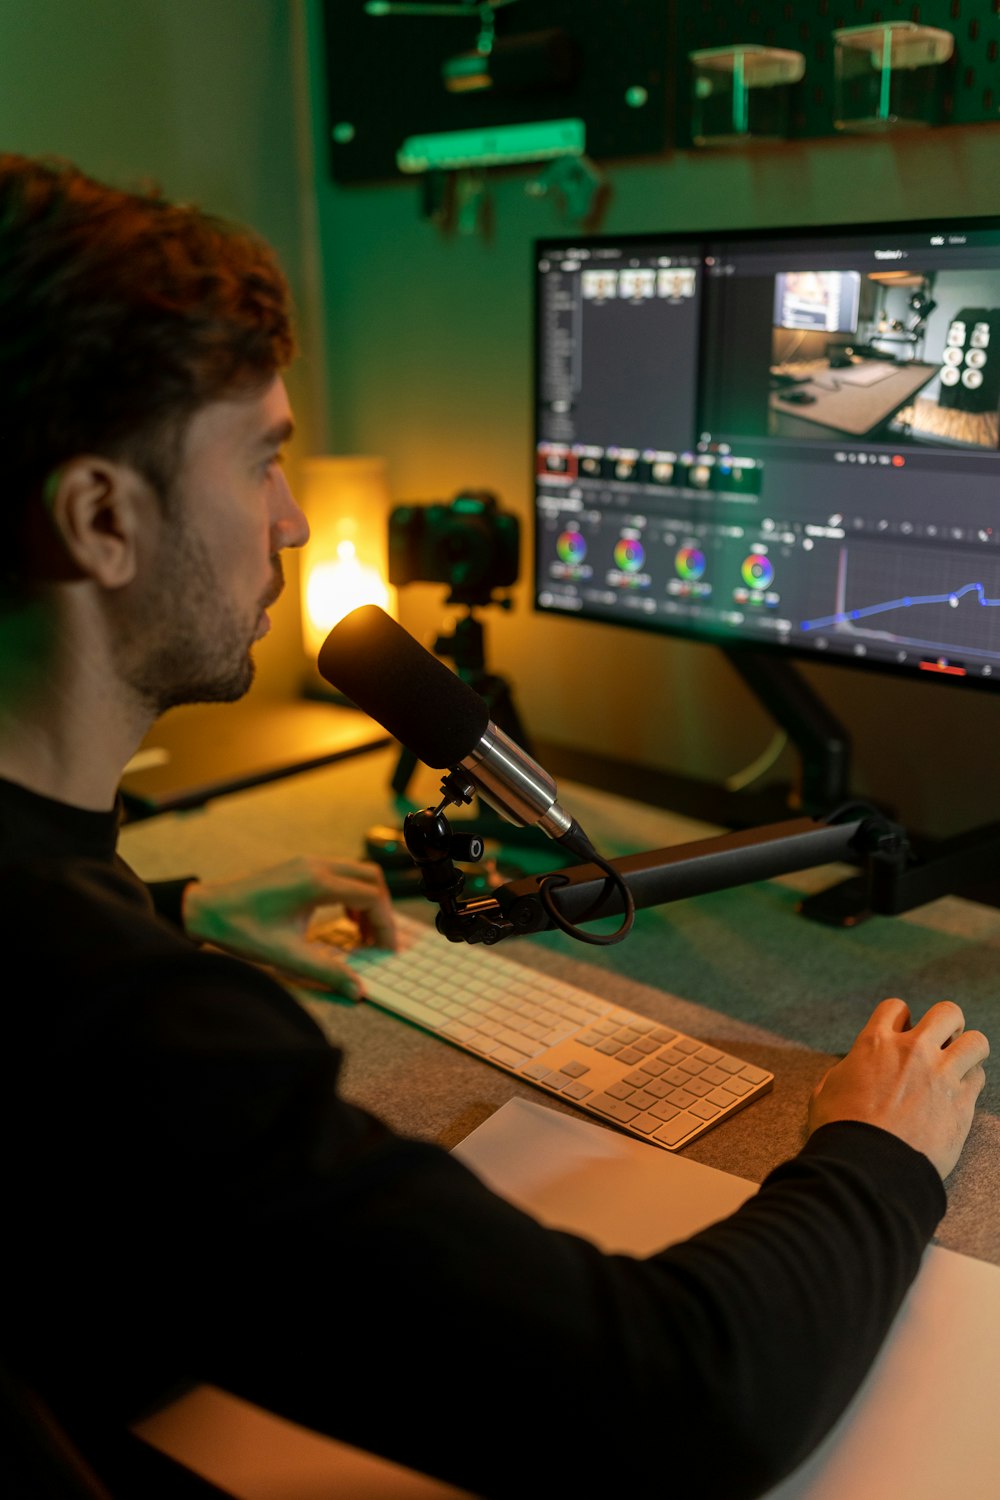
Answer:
[{"left": 765, "top": 269, "right": 1000, "bottom": 451}]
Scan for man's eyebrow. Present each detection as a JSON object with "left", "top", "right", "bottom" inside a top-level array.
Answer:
[{"left": 254, "top": 418, "right": 295, "bottom": 451}]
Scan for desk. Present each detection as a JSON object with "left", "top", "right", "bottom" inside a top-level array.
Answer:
[
  {"left": 769, "top": 358, "right": 938, "bottom": 439},
  {"left": 119, "top": 698, "right": 389, "bottom": 820},
  {"left": 119, "top": 743, "right": 1000, "bottom": 1268}
]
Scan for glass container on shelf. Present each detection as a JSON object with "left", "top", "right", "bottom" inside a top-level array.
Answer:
[
  {"left": 832, "top": 22, "right": 954, "bottom": 132},
  {"left": 689, "top": 44, "right": 805, "bottom": 146}
]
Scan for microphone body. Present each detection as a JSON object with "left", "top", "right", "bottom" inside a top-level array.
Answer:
[
  {"left": 459, "top": 722, "right": 571, "bottom": 839},
  {"left": 318, "top": 604, "right": 573, "bottom": 840}
]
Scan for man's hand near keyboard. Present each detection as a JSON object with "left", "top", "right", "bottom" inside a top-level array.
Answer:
[{"left": 181, "top": 856, "right": 397, "bottom": 1002}]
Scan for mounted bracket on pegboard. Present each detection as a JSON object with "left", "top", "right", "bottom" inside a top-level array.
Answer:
[
  {"left": 320, "top": 0, "right": 673, "bottom": 228},
  {"left": 675, "top": 0, "right": 1000, "bottom": 145}
]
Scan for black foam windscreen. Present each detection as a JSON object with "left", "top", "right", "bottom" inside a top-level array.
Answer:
[{"left": 317, "top": 604, "right": 490, "bottom": 769}]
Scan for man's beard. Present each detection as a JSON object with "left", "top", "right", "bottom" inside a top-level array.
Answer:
[{"left": 116, "top": 523, "right": 282, "bottom": 716}]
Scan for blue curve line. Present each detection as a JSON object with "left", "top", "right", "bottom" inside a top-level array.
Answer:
[{"left": 802, "top": 581, "right": 1000, "bottom": 632}]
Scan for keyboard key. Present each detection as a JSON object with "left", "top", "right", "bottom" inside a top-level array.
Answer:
[
  {"left": 741, "top": 1063, "right": 770, "bottom": 1085},
  {"left": 591, "top": 1095, "right": 641, "bottom": 1124},
  {"left": 490, "top": 1044, "right": 525, "bottom": 1067},
  {"left": 667, "top": 1087, "right": 698, "bottom": 1109},
  {"left": 683, "top": 1078, "right": 713, "bottom": 1099},
  {"left": 654, "top": 1113, "right": 698, "bottom": 1146},
  {"left": 616, "top": 1047, "right": 645, "bottom": 1066},
  {"left": 709, "top": 1086, "right": 740, "bottom": 1107},
  {"left": 645, "top": 1079, "right": 676, "bottom": 1100}
]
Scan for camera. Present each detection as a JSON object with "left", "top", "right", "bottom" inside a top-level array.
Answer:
[{"left": 388, "top": 490, "right": 520, "bottom": 606}]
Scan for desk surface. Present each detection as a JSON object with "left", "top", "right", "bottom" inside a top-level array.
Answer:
[
  {"left": 119, "top": 698, "right": 389, "bottom": 819},
  {"left": 769, "top": 357, "right": 938, "bottom": 438},
  {"left": 119, "top": 745, "right": 1000, "bottom": 1267}
]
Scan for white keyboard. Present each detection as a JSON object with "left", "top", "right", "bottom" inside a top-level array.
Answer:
[{"left": 344, "top": 913, "right": 773, "bottom": 1152}]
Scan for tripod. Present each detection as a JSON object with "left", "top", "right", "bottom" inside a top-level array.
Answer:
[{"left": 390, "top": 606, "right": 545, "bottom": 846}]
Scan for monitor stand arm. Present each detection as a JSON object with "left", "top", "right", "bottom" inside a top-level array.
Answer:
[
  {"left": 721, "top": 650, "right": 1000, "bottom": 924},
  {"left": 402, "top": 800, "right": 908, "bottom": 946},
  {"left": 724, "top": 647, "right": 851, "bottom": 815},
  {"left": 815, "top": 818, "right": 1000, "bottom": 922},
  {"left": 722, "top": 649, "right": 885, "bottom": 926}
]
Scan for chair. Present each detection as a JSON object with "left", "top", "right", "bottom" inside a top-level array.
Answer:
[
  {"left": 0, "top": 1356, "right": 234, "bottom": 1498},
  {"left": 0, "top": 1357, "right": 113, "bottom": 1499}
]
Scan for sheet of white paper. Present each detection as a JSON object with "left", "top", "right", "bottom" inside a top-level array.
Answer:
[
  {"left": 452, "top": 1095, "right": 757, "bottom": 1251},
  {"left": 455, "top": 1098, "right": 1000, "bottom": 1500}
]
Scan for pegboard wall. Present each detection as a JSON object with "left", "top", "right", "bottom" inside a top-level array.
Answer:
[
  {"left": 323, "top": 1, "right": 1000, "bottom": 186},
  {"left": 323, "top": 0, "right": 673, "bottom": 186},
  {"left": 676, "top": 0, "right": 1000, "bottom": 142}
]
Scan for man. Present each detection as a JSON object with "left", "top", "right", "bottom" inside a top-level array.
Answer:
[{"left": 0, "top": 153, "right": 989, "bottom": 1500}]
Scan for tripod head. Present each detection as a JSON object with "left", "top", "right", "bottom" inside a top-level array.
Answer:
[{"left": 385, "top": 489, "right": 534, "bottom": 807}]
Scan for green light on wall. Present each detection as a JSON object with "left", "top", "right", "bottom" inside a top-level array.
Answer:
[{"left": 397, "top": 117, "right": 585, "bottom": 173}]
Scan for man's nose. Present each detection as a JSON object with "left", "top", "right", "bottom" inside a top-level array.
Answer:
[{"left": 273, "top": 471, "right": 310, "bottom": 550}]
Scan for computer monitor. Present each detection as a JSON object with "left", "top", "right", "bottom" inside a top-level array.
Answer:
[{"left": 533, "top": 215, "right": 1000, "bottom": 689}]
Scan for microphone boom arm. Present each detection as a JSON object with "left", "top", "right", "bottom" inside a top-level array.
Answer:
[{"left": 403, "top": 805, "right": 910, "bottom": 945}]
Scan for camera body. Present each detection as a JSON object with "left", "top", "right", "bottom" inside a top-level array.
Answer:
[{"left": 388, "top": 490, "right": 519, "bottom": 605}]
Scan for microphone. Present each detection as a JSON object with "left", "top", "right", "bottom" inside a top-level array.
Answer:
[{"left": 317, "top": 604, "right": 581, "bottom": 848}]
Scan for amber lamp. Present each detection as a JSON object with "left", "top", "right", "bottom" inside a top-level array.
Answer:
[{"left": 298, "top": 455, "right": 397, "bottom": 665}]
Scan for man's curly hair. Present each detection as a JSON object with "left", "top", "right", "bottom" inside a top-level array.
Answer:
[{"left": 0, "top": 154, "right": 296, "bottom": 570}]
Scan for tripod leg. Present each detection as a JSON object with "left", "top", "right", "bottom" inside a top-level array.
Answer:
[
  {"left": 480, "top": 674, "right": 534, "bottom": 757},
  {"left": 390, "top": 744, "right": 419, "bottom": 798}
]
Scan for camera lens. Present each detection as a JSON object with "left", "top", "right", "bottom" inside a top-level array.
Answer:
[{"left": 437, "top": 514, "right": 493, "bottom": 589}]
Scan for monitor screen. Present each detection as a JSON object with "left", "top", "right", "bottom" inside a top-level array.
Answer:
[{"left": 533, "top": 216, "right": 1000, "bottom": 687}]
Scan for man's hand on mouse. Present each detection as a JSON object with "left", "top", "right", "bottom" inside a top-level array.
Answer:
[{"left": 808, "top": 997, "right": 989, "bottom": 1180}]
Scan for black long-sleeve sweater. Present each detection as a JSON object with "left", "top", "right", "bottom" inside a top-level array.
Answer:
[{"left": 0, "top": 775, "right": 945, "bottom": 1498}]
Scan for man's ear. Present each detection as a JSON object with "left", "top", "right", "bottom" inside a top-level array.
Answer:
[{"left": 44, "top": 456, "right": 153, "bottom": 589}]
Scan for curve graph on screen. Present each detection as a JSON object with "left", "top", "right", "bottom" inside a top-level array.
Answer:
[{"left": 803, "top": 580, "right": 1000, "bottom": 632}]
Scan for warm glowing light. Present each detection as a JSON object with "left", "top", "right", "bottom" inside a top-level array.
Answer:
[
  {"left": 305, "top": 539, "right": 391, "bottom": 643},
  {"left": 297, "top": 455, "right": 397, "bottom": 662}
]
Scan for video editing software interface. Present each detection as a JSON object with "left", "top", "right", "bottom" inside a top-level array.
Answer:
[{"left": 534, "top": 217, "right": 1000, "bottom": 685}]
